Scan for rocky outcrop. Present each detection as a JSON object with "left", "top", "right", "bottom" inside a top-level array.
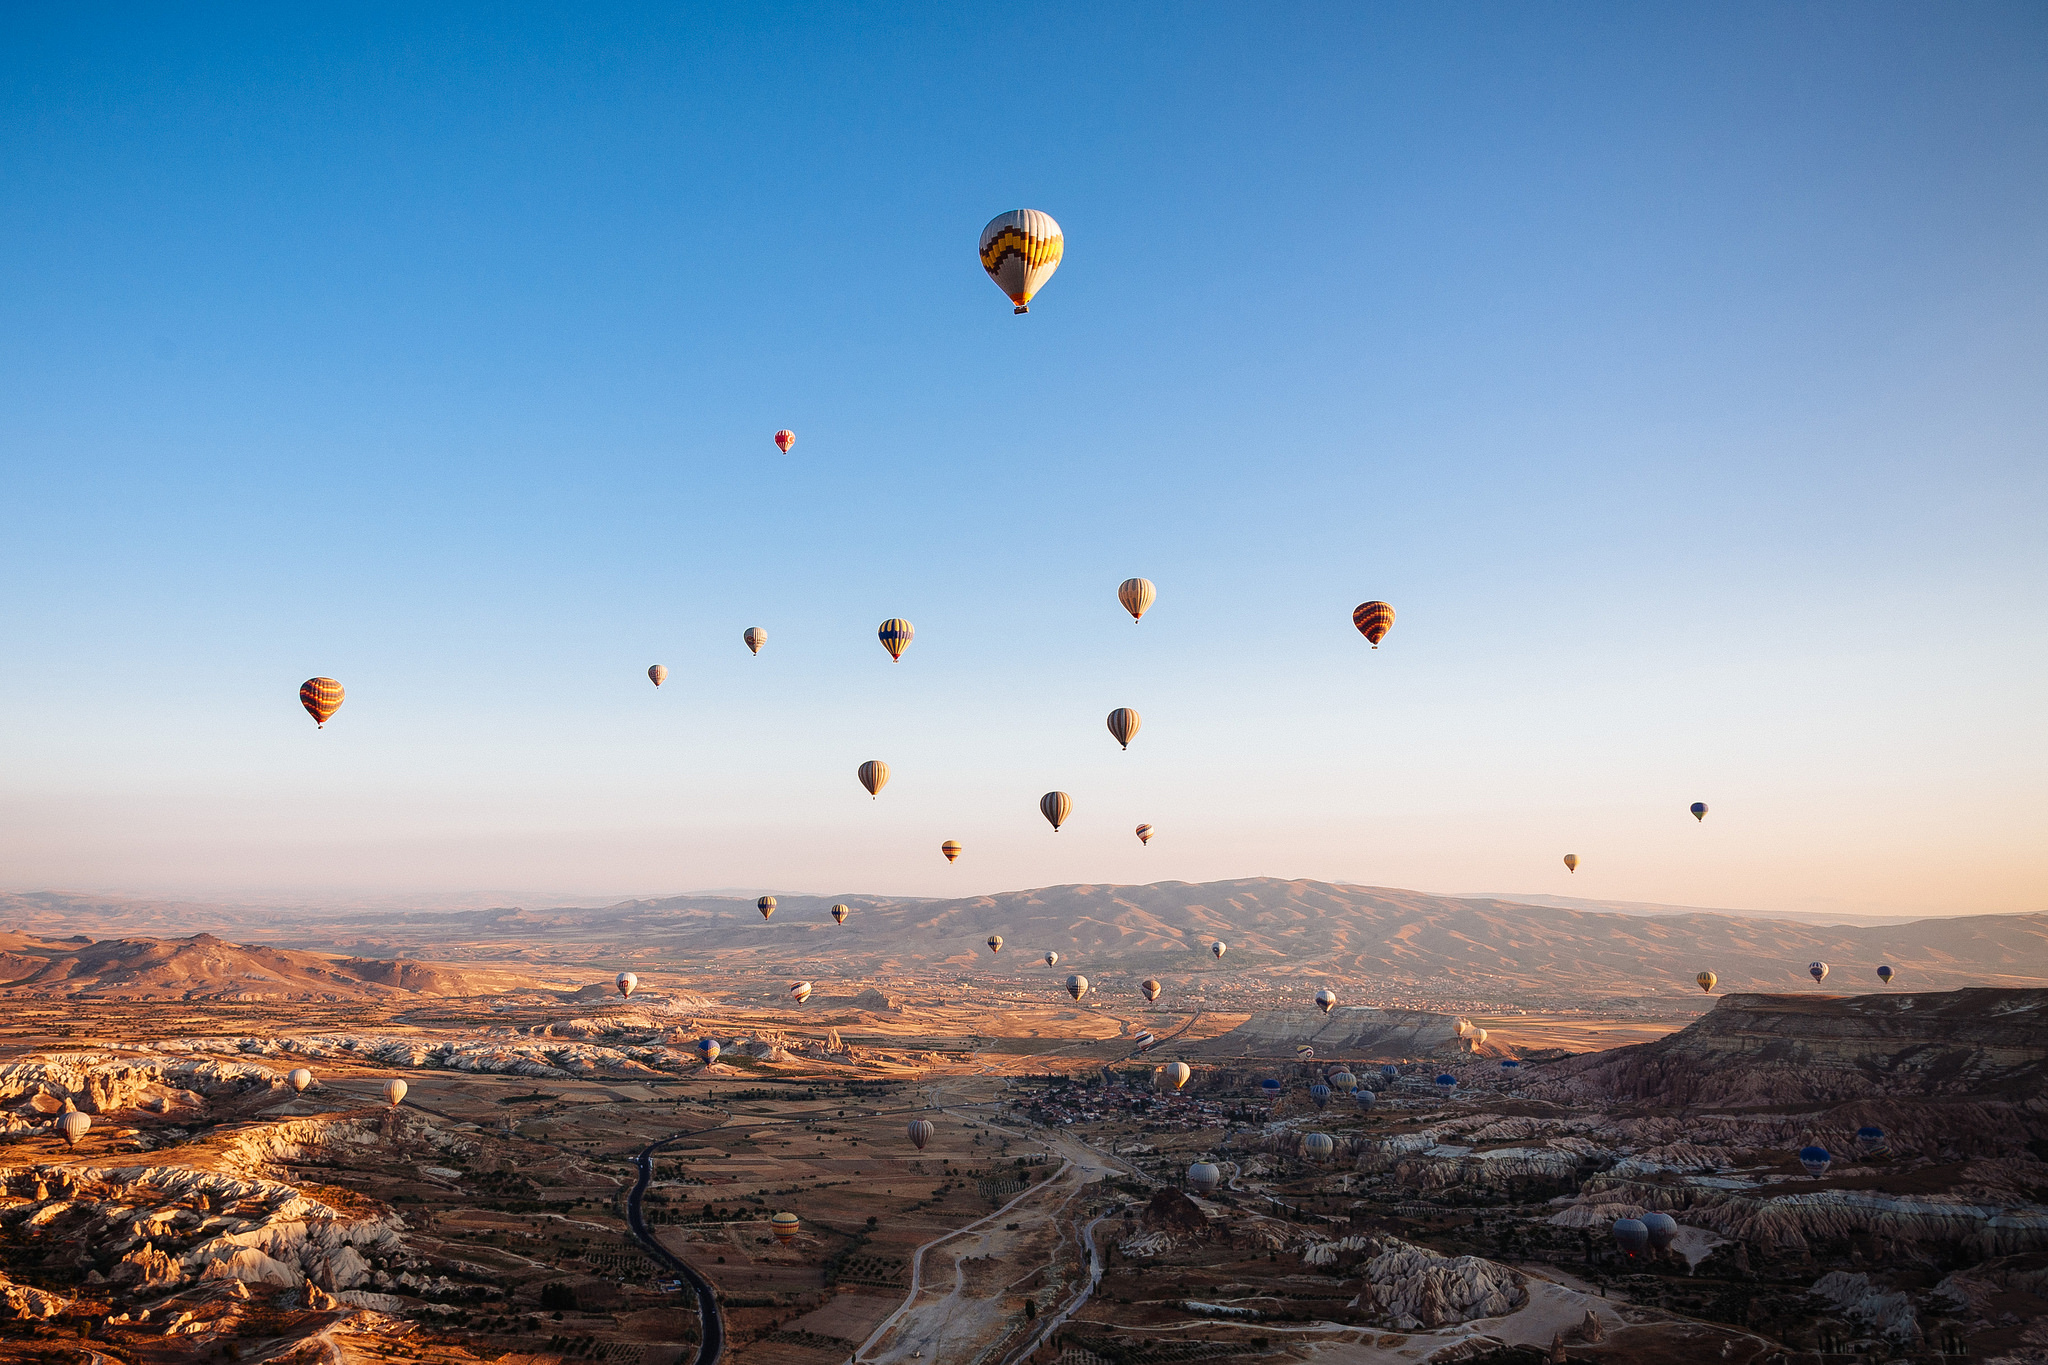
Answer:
[
  {"left": 0, "top": 1054, "right": 287, "bottom": 1116},
  {"left": 0, "top": 1270, "right": 70, "bottom": 1320},
  {"left": 1358, "top": 1238, "right": 1526, "bottom": 1329},
  {"left": 1198, "top": 1007, "right": 1471, "bottom": 1059},
  {"left": 145, "top": 1032, "right": 683, "bottom": 1080},
  {"left": 1810, "top": 1271, "right": 1919, "bottom": 1341},
  {"left": 852, "top": 988, "right": 900, "bottom": 1013}
]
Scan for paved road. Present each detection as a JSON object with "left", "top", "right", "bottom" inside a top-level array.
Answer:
[{"left": 629, "top": 1135, "right": 726, "bottom": 1365}]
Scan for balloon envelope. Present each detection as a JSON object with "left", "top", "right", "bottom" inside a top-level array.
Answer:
[
  {"left": 288, "top": 1068, "right": 313, "bottom": 1093},
  {"left": 1856, "top": 1125, "right": 1886, "bottom": 1153},
  {"left": 1106, "top": 708, "right": 1141, "bottom": 750},
  {"left": 1164, "top": 1062, "right": 1191, "bottom": 1090},
  {"left": 1300, "top": 1133, "right": 1334, "bottom": 1161},
  {"left": 1065, "top": 974, "right": 1089, "bottom": 1001},
  {"left": 1314, "top": 988, "right": 1337, "bottom": 1015},
  {"left": 616, "top": 972, "right": 637, "bottom": 999},
  {"left": 986, "top": 935, "right": 1003, "bottom": 954},
  {"left": 774, "top": 430, "right": 795, "bottom": 453},
  {"left": 942, "top": 840, "right": 962, "bottom": 863},
  {"left": 1691, "top": 801, "right": 1708, "bottom": 821},
  {"left": 58, "top": 1111, "right": 91, "bottom": 1145},
  {"left": 1435, "top": 1073, "right": 1457, "bottom": 1094},
  {"left": 1355, "top": 1089, "right": 1377, "bottom": 1112},
  {"left": 1118, "top": 577, "right": 1157, "bottom": 622},
  {"left": 770, "top": 1211, "right": 800, "bottom": 1245},
  {"left": 1877, "top": 965, "right": 1895, "bottom": 984},
  {"left": 908, "top": 1120, "right": 934, "bottom": 1150},
  {"left": 1809, "top": 962, "right": 1829, "bottom": 983},
  {"left": 1211, "top": 941, "right": 1226, "bottom": 959},
  {"left": 743, "top": 627, "right": 765, "bottom": 654},
  {"left": 1040, "top": 791, "right": 1072, "bottom": 831},
  {"left": 1044, "top": 950, "right": 1059, "bottom": 966},
  {"left": 1187, "top": 1161, "right": 1220, "bottom": 1194},
  {"left": 1135, "top": 823, "right": 1153, "bottom": 845},
  {"left": 1697, "top": 971, "right": 1718, "bottom": 993},
  {"left": 979, "top": 209, "right": 1064, "bottom": 313},
  {"left": 831, "top": 904, "right": 849, "bottom": 924},
  {"left": 384, "top": 1079, "right": 407, "bottom": 1106},
  {"left": 1352, "top": 601, "right": 1395, "bottom": 647},
  {"left": 1141, "top": 978, "right": 1162, "bottom": 1002},
  {"left": 648, "top": 664, "right": 668, "bottom": 687},
  {"left": 1563, "top": 854, "right": 1578, "bottom": 872},
  {"left": 1309, "top": 1084, "right": 1330, "bottom": 1109},
  {"left": 1259, "top": 1078, "right": 1282, "bottom": 1094},
  {"left": 1798, "top": 1145, "right": 1831, "bottom": 1175},
  {"left": 300, "top": 677, "right": 345, "bottom": 727},
  {"left": 789, "top": 981, "right": 812, "bottom": 1004},
  {"left": 878, "top": 618, "right": 914, "bottom": 661},
  {"left": 1612, "top": 1218, "right": 1649, "bottom": 1256},
  {"left": 1643, "top": 1211, "right": 1678, "bottom": 1251},
  {"left": 759, "top": 896, "right": 777, "bottom": 919},
  {"left": 1329, "top": 1070, "right": 1357, "bottom": 1091},
  {"left": 698, "top": 1039, "right": 720, "bottom": 1063}
]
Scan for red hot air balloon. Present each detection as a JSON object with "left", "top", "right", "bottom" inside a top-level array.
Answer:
[
  {"left": 300, "top": 678, "right": 345, "bottom": 727},
  {"left": 1352, "top": 602, "right": 1395, "bottom": 648},
  {"left": 774, "top": 430, "right": 795, "bottom": 453}
]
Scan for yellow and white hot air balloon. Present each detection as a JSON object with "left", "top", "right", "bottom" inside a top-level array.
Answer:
[
  {"left": 789, "top": 981, "right": 813, "bottom": 1005},
  {"left": 1040, "top": 791, "right": 1072, "bottom": 832},
  {"left": 1106, "top": 708, "right": 1141, "bottom": 751},
  {"left": 941, "top": 840, "right": 962, "bottom": 863},
  {"left": 1135, "top": 823, "right": 1153, "bottom": 845},
  {"left": 59, "top": 1112, "right": 91, "bottom": 1147},
  {"left": 979, "top": 210, "right": 1063, "bottom": 314},
  {"left": 288, "top": 1068, "right": 314, "bottom": 1093},
  {"left": 384, "top": 1079, "right": 407, "bottom": 1107},
  {"left": 858, "top": 760, "right": 890, "bottom": 799},
  {"left": 1117, "top": 577, "right": 1156, "bottom": 622}
]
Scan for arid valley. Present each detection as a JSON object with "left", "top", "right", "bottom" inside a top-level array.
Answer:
[{"left": 0, "top": 880, "right": 2042, "bottom": 1365}]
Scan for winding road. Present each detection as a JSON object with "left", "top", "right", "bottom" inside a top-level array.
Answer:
[{"left": 628, "top": 1135, "right": 726, "bottom": 1365}]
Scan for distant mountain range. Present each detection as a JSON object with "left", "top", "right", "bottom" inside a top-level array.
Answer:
[
  {"left": 0, "top": 929, "right": 532, "bottom": 1001},
  {"left": 5, "top": 879, "right": 2042, "bottom": 1002}
]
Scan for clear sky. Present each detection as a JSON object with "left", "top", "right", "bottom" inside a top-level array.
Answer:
[{"left": 2, "top": 5, "right": 2043, "bottom": 915}]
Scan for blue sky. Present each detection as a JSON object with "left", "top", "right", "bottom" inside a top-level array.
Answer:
[{"left": 2, "top": 4, "right": 2043, "bottom": 913}]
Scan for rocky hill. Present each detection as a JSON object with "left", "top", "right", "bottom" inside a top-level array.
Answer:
[
  {"left": 0, "top": 932, "right": 481, "bottom": 1001},
  {"left": 1194, "top": 1005, "right": 1474, "bottom": 1059}
]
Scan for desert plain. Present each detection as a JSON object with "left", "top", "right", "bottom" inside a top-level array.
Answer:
[{"left": 0, "top": 878, "right": 2044, "bottom": 1365}]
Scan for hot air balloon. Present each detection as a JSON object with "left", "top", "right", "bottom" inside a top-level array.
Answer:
[
  {"left": 1296, "top": 1045, "right": 1315, "bottom": 1062},
  {"left": 942, "top": 840, "right": 962, "bottom": 863},
  {"left": 698, "top": 1038, "right": 721, "bottom": 1064},
  {"left": 1472, "top": 1028, "right": 1489, "bottom": 1048},
  {"left": 1133, "top": 1031, "right": 1157, "bottom": 1050},
  {"left": 774, "top": 430, "right": 796, "bottom": 454},
  {"left": 384, "top": 1079, "right": 407, "bottom": 1107},
  {"left": 1351, "top": 601, "right": 1394, "bottom": 648},
  {"left": 908, "top": 1120, "right": 934, "bottom": 1151},
  {"left": 1381, "top": 1064, "right": 1400, "bottom": 1081},
  {"left": 1856, "top": 1125, "right": 1886, "bottom": 1154},
  {"left": 979, "top": 210, "right": 1063, "bottom": 314},
  {"left": 1044, "top": 950, "right": 1059, "bottom": 967},
  {"left": 1040, "top": 791, "right": 1071, "bottom": 832},
  {"left": 300, "top": 677, "right": 345, "bottom": 727},
  {"left": 1135, "top": 823, "right": 1153, "bottom": 845},
  {"left": 986, "top": 935, "right": 1003, "bottom": 954},
  {"left": 1612, "top": 1217, "right": 1649, "bottom": 1257},
  {"left": 858, "top": 760, "right": 890, "bottom": 799},
  {"left": 1105, "top": 707, "right": 1141, "bottom": 751},
  {"left": 1563, "top": 854, "right": 1578, "bottom": 873},
  {"left": 1211, "top": 941, "right": 1226, "bottom": 960},
  {"left": 1141, "top": 978, "right": 1162, "bottom": 1002},
  {"left": 759, "top": 896, "right": 777, "bottom": 920},
  {"left": 831, "top": 904, "right": 849, "bottom": 924},
  {"left": 743, "top": 627, "right": 766, "bottom": 655},
  {"left": 1160, "top": 1062, "right": 1191, "bottom": 1091},
  {"left": 1435, "top": 1073, "right": 1457, "bottom": 1097},
  {"left": 1300, "top": 1133, "right": 1334, "bottom": 1162},
  {"left": 1809, "top": 962, "right": 1829, "bottom": 984},
  {"left": 1118, "top": 577, "right": 1157, "bottom": 622},
  {"left": 1065, "top": 974, "right": 1089, "bottom": 1001},
  {"left": 1330, "top": 1070, "right": 1357, "bottom": 1092},
  {"left": 648, "top": 664, "right": 668, "bottom": 687},
  {"left": 58, "top": 1112, "right": 90, "bottom": 1147},
  {"left": 1500, "top": 1058, "right": 1521, "bottom": 1072},
  {"left": 1309, "top": 1084, "right": 1330, "bottom": 1110},
  {"left": 1355, "top": 1088, "right": 1377, "bottom": 1113},
  {"left": 1643, "top": 1211, "right": 1678, "bottom": 1252},
  {"left": 878, "top": 619, "right": 914, "bottom": 662},
  {"left": 770, "top": 1211, "right": 800, "bottom": 1246},
  {"left": 1314, "top": 988, "right": 1337, "bottom": 1016},
  {"left": 789, "top": 981, "right": 812, "bottom": 1005},
  {"left": 1697, "top": 971, "right": 1718, "bottom": 993},
  {"left": 1877, "top": 964, "right": 1895, "bottom": 985},
  {"left": 288, "top": 1068, "right": 313, "bottom": 1093},
  {"left": 616, "top": 972, "right": 638, "bottom": 999},
  {"left": 1259, "top": 1078, "right": 1282, "bottom": 1096},
  {"left": 1691, "top": 802, "right": 1708, "bottom": 822},
  {"left": 1186, "top": 1162, "right": 1220, "bottom": 1194},
  {"left": 1798, "top": 1145, "right": 1831, "bottom": 1176}
]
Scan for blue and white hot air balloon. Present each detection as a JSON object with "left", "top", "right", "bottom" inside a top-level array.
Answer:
[
  {"left": 1798, "top": 1145, "right": 1832, "bottom": 1176},
  {"left": 1435, "top": 1073, "right": 1458, "bottom": 1097},
  {"left": 1309, "top": 1084, "right": 1331, "bottom": 1110}
]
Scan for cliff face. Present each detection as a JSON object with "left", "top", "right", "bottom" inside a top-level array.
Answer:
[{"left": 1528, "top": 989, "right": 2048, "bottom": 1107}]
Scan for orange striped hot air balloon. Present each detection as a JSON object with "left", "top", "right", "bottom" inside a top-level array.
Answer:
[
  {"left": 979, "top": 210, "right": 1063, "bottom": 314},
  {"left": 1040, "top": 791, "right": 1072, "bottom": 832},
  {"left": 941, "top": 840, "right": 962, "bottom": 863},
  {"left": 774, "top": 430, "right": 795, "bottom": 454},
  {"left": 1117, "top": 577, "right": 1156, "bottom": 622},
  {"left": 299, "top": 678, "right": 345, "bottom": 727},
  {"left": 878, "top": 619, "right": 914, "bottom": 662},
  {"left": 770, "top": 1211, "right": 800, "bottom": 1245},
  {"left": 858, "top": 760, "right": 890, "bottom": 799},
  {"left": 1563, "top": 854, "right": 1578, "bottom": 873},
  {"left": 1106, "top": 708, "right": 1140, "bottom": 750},
  {"left": 1352, "top": 601, "right": 1395, "bottom": 648}
]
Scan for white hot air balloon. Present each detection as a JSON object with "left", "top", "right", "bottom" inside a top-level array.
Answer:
[
  {"left": 616, "top": 971, "right": 638, "bottom": 999},
  {"left": 1211, "top": 940, "right": 1226, "bottom": 960},
  {"left": 789, "top": 981, "right": 813, "bottom": 1004},
  {"left": 1186, "top": 1161, "right": 1220, "bottom": 1194},
  {"left": 1044, "top": 950, "right": 1059, "bottom": 967},
  {"left": 384, "top": 1078, "right": 408, "bottom": 1107},
  {"left": 58, "top": 1112, "right": 91, "bottom": 1147},
  {"left": 288, "top": 1068, "right": 314, "bottom": 1093}
]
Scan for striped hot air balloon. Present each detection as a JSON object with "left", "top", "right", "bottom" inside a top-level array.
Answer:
[
  {"left": 878, "top": 618, "right": 914, "bottom": 661},
  {"left": 1563, "top": 854, "right": 1578, "bottom": 873},
  {"left": 986, "top": 935, "right": 1003, "bottom": 954},
  {"left": 770, "top": 1211, "right": 800, "bottom": 1245},
  {"left": 979, "top": 210, "right": 1063, "bottom": 314},
  {"left": 1691, "top": 801, "right": 1708, "bottom": 822},
  {"left": 789, "top": 981, "right": 812, "bottom": 1004},
  {"left": 743, "top": 627, "right": 766, "bottom": 655},
  {"left": 830, "top": 904, "right": 849, "bottom": 924},
  {"left": 1141, "top": 978, "right": 1161, "bottom": 1002},
  {"left": 648, "top": 664, "right": 667, "bottom": 687},
  {"left": 1697, "top": 971, "right": 1718, "bottom": 993},
  {"left": 1065, "top": 974, "right": 1089, "bottom": 1001},
  {"left": 59, "top": 1112, "right": 91, "bottom": 1147},
  {"left": 1040, "top": 791, "right": 1072, "bottom": 832},
  {"left": 1135, "top": 823, "right": 1153, "bottom": 845},
  {"left": 907, "top": 1119, "right": 934, "bottom": 1150},
  {"left": 300, "top": 677, "right": 344, "bottom": 727},
  {"left": 941, "top": 840, "right": 962, "bottom": 863},
  {"left": 1300, "top": 1132, "right": 1334, "bottom": 1161},
  {"left": 1352, "top": 601, "right": 1395, "bottom": 648},
  {"left": 1106, "top": 708, "right": 1141, "bottom": 750},
  {"left": 1117, "top": 577, "right": 1156, "bottom": 622},
  {"left": 858, "top": 760, "right": 890, "bottom": 799},
  {"left": 288, "top": 1068, "right": 314, "bottom": 1092},
  {"left": 774, "top": 430, "right": 795, "bottom": 453},
  {"left": 758, "top": 896, "right": 777, "bottom": 920}
]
